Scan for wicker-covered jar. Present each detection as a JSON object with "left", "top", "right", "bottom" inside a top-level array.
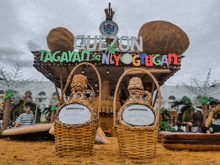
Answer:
[
  {"left": 113, "top": 68, "right": 161, "bottom": 159},
  {"left": 54, "top": 63, "right": 101, "bottom": 157}
]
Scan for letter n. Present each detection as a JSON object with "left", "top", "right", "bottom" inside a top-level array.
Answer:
[
  {"left": 168, "top": 54, "right": 178, "bottom": 65},
  {"left": 102, "top": 54, "right": 110, "bottom": 64}
]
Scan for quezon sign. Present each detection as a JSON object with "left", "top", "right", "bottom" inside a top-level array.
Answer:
[
  {"left": 39, "top": 50, "right": 178, "bottom": 67},
  {"left": 73, "top": 35, "right": 143, "bottom": 52},
  {"left": 122, "top": 104, "right": 155, "bottom": 126},
  {"left": 59, "top": 104, "right": 91, "bottom": 125}
]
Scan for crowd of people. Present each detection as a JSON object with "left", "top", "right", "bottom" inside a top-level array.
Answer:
[{"left": 161, "top": 99, "right": 220, "bottom": 134}]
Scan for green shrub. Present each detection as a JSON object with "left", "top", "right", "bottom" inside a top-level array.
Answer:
[
  {"left": 159, "top": 121, "right": 169, "bottom": 131},
  {"left": 40, "top": 121, "right": 49, "bottom": 123}
]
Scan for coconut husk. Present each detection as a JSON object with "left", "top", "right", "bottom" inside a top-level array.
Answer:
[
  {"left": 47, "top": 27, "right": 74, "bottom": 51},
  {"left": 71, "top": 74, "right": 88, "bottom": 89},
  {"left": 138, "top": 21, "right": 189, "bottom": 54}
]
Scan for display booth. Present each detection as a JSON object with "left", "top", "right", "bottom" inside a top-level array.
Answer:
[{"left": 31, "top": 3, "right": 189, "bottom": 158}]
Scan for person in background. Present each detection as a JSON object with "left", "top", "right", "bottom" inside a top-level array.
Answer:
[
  {"left": 205, "top": 99, "right": 220, "bottom": 134},
  {"left": 0, "top": 119, "right": 2, "bottom": 128},
  {"left": 14, "top": 105, "right": 35, "bottom": 127},
  {"left": 177, "top": 124, "right": 184, "bottom": 132},
  {"left": 186, "top": 122, "right": 192, "bottom": 132}
]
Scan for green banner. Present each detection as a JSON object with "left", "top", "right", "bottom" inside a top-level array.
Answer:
[
  {"left": 6, "top": 90, "right": 13, "bottom": 98},
  {"left": 51, "top": 106, "right": 57, "bottom": 111},
  {"left": 199, "top": 97, "right": 209, "bottom": 104}
]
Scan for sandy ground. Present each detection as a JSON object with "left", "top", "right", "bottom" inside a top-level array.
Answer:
[{"left": 0, "top": 137, "right": 220, "bottom": 165}]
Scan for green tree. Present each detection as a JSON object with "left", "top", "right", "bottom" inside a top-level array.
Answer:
[
  {"left": 160, "top": 108, "right": 172, "bottom": 122},
  {"left": 0, "top": 65, "right": 44, "bottom": 131},
  {"left": 42, "top": 106, "right": 52, "bottom": 117},
  {"left": 171, "top": 97, "right": 194, "bottom": 122}
]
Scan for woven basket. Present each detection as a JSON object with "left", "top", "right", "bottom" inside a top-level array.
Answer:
[
  {"left": 113, "top": 68, "right": 161, "bottom": 159},
  {"left": 54, "top": 62, "right": 101, "bottom": 157},
  {"left": 54, "top": 123, "right": 97, "bottom": 157}
]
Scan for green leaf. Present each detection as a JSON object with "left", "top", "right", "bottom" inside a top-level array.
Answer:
[
  {"left": 105, "top": 44, "right": 111, "bottom": 53},
  {"left": 112, "top": 44, "right": 117, "bottom": 48},
  {"left": 199, "top": 97, "right": 209, "bottom": 104}
]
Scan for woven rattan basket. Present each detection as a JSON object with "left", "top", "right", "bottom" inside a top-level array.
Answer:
[
  {"left": 54, "top": 62, "right": 101, "bottom": 157},
  {"left": 113, "top": 68, "right": 161, "bottom": 159}
]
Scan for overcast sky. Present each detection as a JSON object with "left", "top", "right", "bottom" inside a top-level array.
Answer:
[{"left": 0, "top": 0, "right": 220, "bottom": 86}]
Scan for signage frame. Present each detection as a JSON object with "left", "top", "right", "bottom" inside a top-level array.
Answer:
[{"left": 122, "top": 103, "right": 156, "bottom": 126}]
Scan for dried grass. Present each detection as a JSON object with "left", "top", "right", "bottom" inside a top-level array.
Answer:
[{"left": 0, "top": 137, "right": 220, "bottom": 165}]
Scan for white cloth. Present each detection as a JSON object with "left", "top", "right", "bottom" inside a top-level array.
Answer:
[
  {"left": 174, "top": 125, "right": 178, "bottom": 131},
  {"left": 181, "top": 126, "right": 186, "bottom": 132}
]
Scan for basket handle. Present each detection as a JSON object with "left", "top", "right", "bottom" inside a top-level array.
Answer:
[
  {"left": 87, "top": 83, "right": 95, "bottom": 100},
  {"left": 113, "top": 68, "right": 161, "bottom": 126},
  {"left": 61, "top": 62, "right": 102, "bottom": 115}
]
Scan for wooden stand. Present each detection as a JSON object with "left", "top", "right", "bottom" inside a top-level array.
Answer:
[{"left": 162, "top": 132, "right": 220, "bottom": 151}]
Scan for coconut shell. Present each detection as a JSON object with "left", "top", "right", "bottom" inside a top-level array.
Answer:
[
  {"left": 47, "top": 27, "right": 74, "bottom": 51},
  {"left": 138, "top": 21, "right": 189, "bottom": 54}
]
